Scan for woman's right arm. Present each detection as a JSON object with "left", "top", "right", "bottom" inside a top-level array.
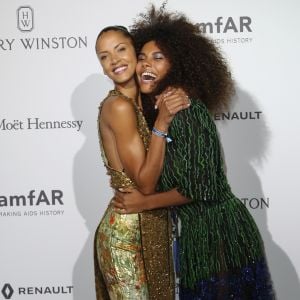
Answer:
[
  {"left": 112, "top": 101, "right": 218, "bottom": 213},
  {"left": 113, "top": 188, "right": 190, "bottom": 213},
  {"left": 101, "top": 91, "right": 188, "bottom": 194}
]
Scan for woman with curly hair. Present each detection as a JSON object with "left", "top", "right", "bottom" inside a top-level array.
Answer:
[{"left": 114, "top": 6, "right": 275, "bottom": 299}]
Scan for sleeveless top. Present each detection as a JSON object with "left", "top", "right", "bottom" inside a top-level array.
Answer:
[
  {"left": 97, "top": 90, "right": 175, "bottom": 299},
  {"left": 98, "top": 90, "right": 150, "bottom": 189}
]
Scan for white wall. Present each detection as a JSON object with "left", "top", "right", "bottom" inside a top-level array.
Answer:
[{"left": 0, "top": 1, "right": 299, "bottom": 299}]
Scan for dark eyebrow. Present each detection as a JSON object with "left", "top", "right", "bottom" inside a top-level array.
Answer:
[
  {"left": 153, "top": 51, "right": 164, "bottom": 55},
  {"left": 138, "top": 51, "right": 163, "bottom": 56},
  {"left": 97, "top": 43, "right": 127, "bottom": 55},
  {"left": 114, "top": 42, "right": 126, "bottom": 49}
]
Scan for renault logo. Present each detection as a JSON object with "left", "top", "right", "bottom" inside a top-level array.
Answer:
[{"left": 1, "top": 283, "right": 14, "bottom": 299}]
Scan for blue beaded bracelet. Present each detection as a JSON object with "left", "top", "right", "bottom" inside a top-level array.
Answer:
[{"left": 152, "top": 127, "right": 173, "bottom": 143}]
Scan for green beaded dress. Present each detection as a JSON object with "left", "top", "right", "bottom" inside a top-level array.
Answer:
[{"left": 158, "top": 99, "right": 274, "bottom": 299}]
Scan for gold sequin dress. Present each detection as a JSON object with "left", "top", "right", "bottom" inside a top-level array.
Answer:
[{"left": 94, "top": 90, "right": 174, "bottom": 300}]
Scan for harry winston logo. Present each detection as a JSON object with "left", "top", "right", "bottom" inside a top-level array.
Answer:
[
  {"left": 1, "top": 283, "right": 14, "bottom": 299},
  {"left": 17, "top": 6, "right": 34, "bottom": 32}
]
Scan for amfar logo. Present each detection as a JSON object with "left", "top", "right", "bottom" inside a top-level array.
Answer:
[
  {"left": 17, "top": 6, "right": 34, "bottom": 32},
  {"left": 0, "top": 190, "right": 65, "bottom": 218},
  {"left": 1, "top": 283, "right": 14, "bottom": 299},
  {"left": 197, "top": 16, "right": 252, "bottom": 34},
  {"left": 0, "top": 190, "right": 64, "bottom": 208}
]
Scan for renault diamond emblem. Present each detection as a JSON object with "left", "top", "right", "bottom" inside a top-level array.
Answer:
[{"left": 1, "top": 283, "right": 14, "bottom": 299}]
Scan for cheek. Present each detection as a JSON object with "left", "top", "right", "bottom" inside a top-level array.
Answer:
[
  {"left": 161, "top": 62, "right": 171, "bottom": 77},
  {"left": 124, "top": 48, "right": 137, "bottom": 62},
  {"left": 100, "top": 61, "right": 109, "bottom": 73},
  {"left": 130, "top": 56, "right": 137, "bottom": 69},
  {"left": 136, "top": 62, "right": 142, "bottom": 74}
]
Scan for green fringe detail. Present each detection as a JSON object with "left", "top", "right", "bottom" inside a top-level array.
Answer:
[
  {"left": 178, "top": 199, "right": 264, "bottom": 289},
  {"left": 159, "top": 99, "right": 265, "bottom": 289}
]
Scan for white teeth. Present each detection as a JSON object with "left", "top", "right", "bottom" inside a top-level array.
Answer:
[
  {"left": 113, "top": 66, "right": 127, "bottom": 74},
  {"left": 141, "top": 71, "right": 157, "bottom": 80}
]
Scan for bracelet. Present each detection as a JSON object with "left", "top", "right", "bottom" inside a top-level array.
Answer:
[{"left": 152, "top": 127, "right": 173, "bottom": 143}]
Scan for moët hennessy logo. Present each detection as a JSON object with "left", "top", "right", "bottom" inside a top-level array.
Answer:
[
  {"left": 1, "top": 283, "right": 14, "bottom": 299},
  {"left": 17, "top": 6, "right": 34, "bottom": 32}
]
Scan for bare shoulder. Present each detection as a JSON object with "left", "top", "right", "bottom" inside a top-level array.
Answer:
[
  {"left": 102, "top": 95, "right": 135, "bottom": 115},
  {"left": 101, "top": 95, "right": 137, "bottom": 129}
]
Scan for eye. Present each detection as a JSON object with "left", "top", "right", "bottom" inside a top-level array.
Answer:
[
  {"left": 118, "top": 46, "right": 126, "bottom": 52},
  {"left": 99, "top": 55, "right": 107, "bottom": 61},
  {"left": 153, "top": 53, "right": 164, "bottom": 60},
  {"left": 137, "top": 54, "right": 145, "bottom": 61}
]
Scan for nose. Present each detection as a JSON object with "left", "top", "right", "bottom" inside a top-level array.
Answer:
[
  {"left": 110, "top": 53, "right": 120, "bottom": 65},
  {"left": 141, "top": 59, "right": 151, "bottom": 69}
]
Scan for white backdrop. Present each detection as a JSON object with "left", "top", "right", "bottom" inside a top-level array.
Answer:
[{"left": 1, "top": 0, "right": 299, "bottom": 299}]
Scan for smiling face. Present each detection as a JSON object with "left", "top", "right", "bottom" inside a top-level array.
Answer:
[
  {"left": 136, "top": 41, "right": 171, "bottom": 94},
  {"left": 96, "top": 30, "right": 137, "bottom": 86}
]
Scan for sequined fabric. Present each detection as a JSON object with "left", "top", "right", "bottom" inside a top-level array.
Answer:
[
  {"left": 94, "top": 90, "right": 174, "bottom": 300},
  {"left": 179, "top": 258, "right": 274, "bottom": 299},
  {"left": 139, "top": 210, "right": 175, "bottom": 299},
  {"left": 158, "top": 99, "right": 275, "bottom": 298}
]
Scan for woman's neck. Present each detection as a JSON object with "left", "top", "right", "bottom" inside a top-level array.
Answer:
[{"left": 115, "top": 80, "right": 138, "bottom": 102}]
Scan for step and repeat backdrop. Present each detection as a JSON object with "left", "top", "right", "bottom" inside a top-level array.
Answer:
[{"left": 1, "top": 0, "right": 299, "bottom": 299}]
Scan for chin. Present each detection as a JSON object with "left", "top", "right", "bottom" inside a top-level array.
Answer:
[
  {"left": 140, "top": 84, "right": 156, "bottom": 94},
  {"left": 115, "top": 76, "right": 133, "bottom": 84}
]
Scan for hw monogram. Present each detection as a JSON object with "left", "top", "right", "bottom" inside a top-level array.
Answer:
[{"left": 17, "top": 6, "right": 34, "bottom": 32}]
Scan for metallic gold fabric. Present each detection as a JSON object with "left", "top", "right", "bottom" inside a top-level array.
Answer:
[
  {"left": 94, "top": 90, "right": 174, "bottom": 300},
  {"left": 96, "top": 203, "right": 148, "bottom": 299},
  {"left": 140, "top": 210, "right": 174, "bottom": 299}
]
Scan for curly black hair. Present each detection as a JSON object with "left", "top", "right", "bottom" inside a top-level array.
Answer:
[{"left": 131, "top": 5, "right": 235, "bottom": 114}]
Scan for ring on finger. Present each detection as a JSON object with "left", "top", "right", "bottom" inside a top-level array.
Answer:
[{"left": 117, "top": 208, "right": 125, "bottom": 214}]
